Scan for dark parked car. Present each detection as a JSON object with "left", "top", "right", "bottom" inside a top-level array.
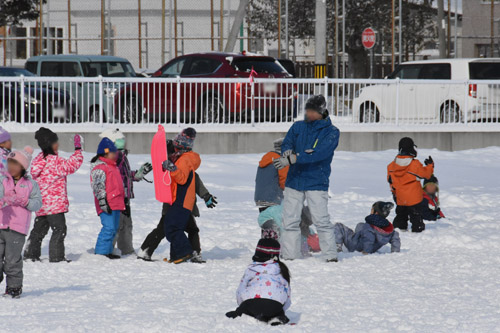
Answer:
[
  {"left": 118, "top": 52, "right": 294, "bottom": 123},
  {"left": 0, "top": 67, "right": 76, "bottom": 123}
]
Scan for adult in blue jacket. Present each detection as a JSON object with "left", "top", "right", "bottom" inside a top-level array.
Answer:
[{"left": 273, "top": 95, "right": 340, "bottom": 262}]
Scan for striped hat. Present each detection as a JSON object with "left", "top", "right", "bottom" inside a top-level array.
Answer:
[{"left": 252, "top": 238, "right": 280, "bottom": 262}]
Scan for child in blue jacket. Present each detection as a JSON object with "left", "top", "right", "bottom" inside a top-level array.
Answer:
[{"left": 334, "top": 202, "right": 401, "bottom": 254}]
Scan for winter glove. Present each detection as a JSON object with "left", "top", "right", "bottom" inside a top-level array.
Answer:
[
  {"left": 162, "top": 159, "right": 177, "bottom": 172},
  {"left": 3, "top": 189, "right": 17, "bottom": 206},
  {"left": 99, "top": 198, "right": 112, "bottom": 214},
  {"left": 203, "top": 194, "right": 217, "bottom": 209},
  {"left": 273, "top": 154, "right": 297, "bottom": 170},
  {"left": 225, "top": 310, "right": 242, "bottom": 319},
  {"left": 123, "top": 201, "right": 131, "bottom": 217},
  {"left": 74, "top": 134, "right": 83, "bottom": 150},
  {"left": 282, "top": 149, "right": 294, "bottom": 158},
  {"left": 135, "top": 162, "right": 152, "bottom": 180},
  {"left": 13, "top": 195, "right": 28, "bottom": 207},
  {"left": 424, "top": 155, "right": 434, "bottom": 166}
]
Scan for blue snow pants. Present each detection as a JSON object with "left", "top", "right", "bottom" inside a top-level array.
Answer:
[{"left": 95, "top": 211, "right": 121, "bottom": 255}]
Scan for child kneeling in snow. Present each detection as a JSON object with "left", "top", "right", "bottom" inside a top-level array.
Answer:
[
  {"left": 226, "top": 238, "right": 291, "bottom": 326},
  {"left": 0, "top": 147, "right": 42, "bottom": 298},
  {"left": 421, "top": 175, "right": 445, "bottom": 221},
  {"left": 334, "top": 202, "right": 401, "bottom": 254},
  {"left": 90, "top": 138, "right": 125, "bottom": 260}
]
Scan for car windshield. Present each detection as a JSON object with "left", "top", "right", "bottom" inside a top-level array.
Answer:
[
  {"left": 232, "top": 58, "right": 287, "bottom": 74},
  {"left": 81, "top": 62, "right": 136, "bottom": 77},
  {"left": 0, "top": 67, "right": 36, "bottom": 77},
  {"left": 469, "top": 62, "right": 500, "bottom": 80}
]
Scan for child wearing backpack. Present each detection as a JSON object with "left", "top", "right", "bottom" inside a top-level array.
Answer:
[
  {"left": 226, "top": 238, "right": 291, "bottom": 326},
  {"left": 0, "top": 127, "right": 12, "bottom": 175},
  {"left": 90, "top": 138, "right": 125, "bottom": 260},
  {"left": 0, "top": 146, "right": 42, "bottom": 298},
  {"left": 421, "top": 175, "right": 445, "bottom": 221},
  {"left": 99, "top": 129, "right": 152, "bottom": 255},
  {"left": 387, "top": 137, "right": 434, "bottom": 232},
  {"left": 24, "top": 128, "right": 84, "bottom": 262},
  {"left": 334, "top": 202, "right": 401, "bottom": 254}
]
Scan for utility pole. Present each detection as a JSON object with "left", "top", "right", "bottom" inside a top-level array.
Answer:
[
  {"left": 391, "top": 0, "right": 395, "bottom": 70},
  {"left": 224, "top": 0, "right": 250, "bottom": 52},
  {"left": 161, "top": 0, "right": 165, "bottom": 64},
  {"left": 107, "top": 0, "right": 111, "bottom": 55},
  {"left": 47, "top": 0, "right": 51, "bottom": 55},
  {"left": 342, "top": 0, "right": 345, "bottom": 78},
  {"left": 447, "top": 0, "right": 451, "bottom": 57},
  {"left": 210, "top": 0, "right": 214, "bottom": 51},
  {"left": 278, "top": 0, "right": 281, "bottom": 57},
  {"left": 491, "top": 0, "right": 495, "bottom": 57},
  {"left": 101, "top": 0, "right": 105, "bottom": 55},
  {"left": 285, "top": 0, "right": 289, "bottom": 58},
  {"left": 454, "top": 0, "right": 458, "bottom": 58},
  {"left": 174, "top": 0, "right": 178, "bottom": 56},
  {"left": 220, "top": 0, "right": 224, "bottom": 51},
  {"left": 38, "top": 1, "right": 43, "bottom": 55},
  {"left": 314, "top": 0, "right": 326, "bottom": 78},
  {"left": 334, "top": 0, "right": 338, "bottom": 78},
  {"left": 67, "top": 0, "right": 71, "bottom": 53},
  {"left": 138, "top": 0, "right": 142, "bottom": 68},
  {"left": 437, "top": 0, "right": 446, "bottom": 58},
  {"left": 398, "top": 0, "right": 402, "bottom": 64}
]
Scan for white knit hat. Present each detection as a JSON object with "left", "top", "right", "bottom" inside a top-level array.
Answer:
[{"left": 99, "top": 128, "right": 125, "bottom": 143}]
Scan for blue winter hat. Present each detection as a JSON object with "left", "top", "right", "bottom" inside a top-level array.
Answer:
[{"left": 97, "top": 137, "right": 118, "bottom": 155}]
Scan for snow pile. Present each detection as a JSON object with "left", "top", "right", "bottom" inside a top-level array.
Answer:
[{"left": 2, "top": 147, "right": 500, "bottom": 332}]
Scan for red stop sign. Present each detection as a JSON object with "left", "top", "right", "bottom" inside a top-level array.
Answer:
[{"left": 362, "top": 28, "right": 376, "bottom": 49}]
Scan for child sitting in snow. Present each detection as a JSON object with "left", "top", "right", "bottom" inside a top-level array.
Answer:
[
  {"left": 0, "top": 127, "right": 12, "bottom": 175},
  {"left": 226, "top": 238, "right": 291, "bottom": 326},
  {"left": 90, "top": 138, "right": 125, "bottom": 260},
  {"left": 420, "top": 175, "right": 445, "bottom": 221},
  {"left": 24, "top": 128, "right": 84, "bottom": 263},
  {"left": 258, "top": 204, "right": 320, "bottom": 255},
  {"left": 334, "top": 202, "right": 401, "bottom": 254},
  {"left": 0, "top": 146, "right": 42, "bottom": 298}
]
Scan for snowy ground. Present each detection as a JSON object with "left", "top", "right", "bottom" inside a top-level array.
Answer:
[{"left": 2, "top": 147, "right": 500, "bottom": 332}]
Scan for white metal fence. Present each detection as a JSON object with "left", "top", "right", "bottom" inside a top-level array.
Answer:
[{"left": 1, "top": 76, "right": 500, "bottom": 127}]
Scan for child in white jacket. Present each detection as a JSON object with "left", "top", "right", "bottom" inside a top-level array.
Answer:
[{"left": 226, "top": 238, "right": 291, "bottom": 326}]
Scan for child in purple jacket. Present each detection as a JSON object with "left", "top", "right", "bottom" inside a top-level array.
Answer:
[
  {"left": 0, "top": 127, "right": 12, "bottom": 175},
  {"left": 0, "top": 146, "right": 42, "bottom": 298}
]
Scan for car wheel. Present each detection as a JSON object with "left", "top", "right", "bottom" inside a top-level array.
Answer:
[
  {"left": 121, "top": 96, "right": 143, "bottom": 124},
  {"left": 360, "top": 103, "right": 380, "bottom": 123},
  {"left": 440, "top": 101, "right": 461, "bottom": 123},
  {"left": 198, "top": 94, "right": 225, "bottom": 123}
]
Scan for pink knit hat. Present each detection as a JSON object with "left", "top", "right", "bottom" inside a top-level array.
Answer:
[{"left": 7, "top": 146, "right": 34, "bottom": 170}]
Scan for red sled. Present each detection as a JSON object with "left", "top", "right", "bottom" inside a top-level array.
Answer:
[{"left": 151, "top": 124, "right": 173, "bottom": 204}]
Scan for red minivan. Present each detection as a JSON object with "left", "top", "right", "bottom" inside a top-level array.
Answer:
[{"left": 117, "top": 52, "right": 294, "bottom": 123}]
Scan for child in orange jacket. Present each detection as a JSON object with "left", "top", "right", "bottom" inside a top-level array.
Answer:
[
  {"left": 161, "top": 128, "right": 201, "bottom": 264},
  {"left": 387, "top": 137, "right": 434, "bottom": 232}
]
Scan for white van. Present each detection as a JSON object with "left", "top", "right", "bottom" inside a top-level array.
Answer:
[{"left": 352, "top": 58, "right": 500, "bottom": 123}]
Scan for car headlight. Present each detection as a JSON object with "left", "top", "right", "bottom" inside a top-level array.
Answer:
[
  {"left": 355, "top": 89, "right": 363, "bottom": 98},
  {"left": 104, "top": 88, "right": 118, "bottom": 98},
  {"left": 24, "top": 96, "right": 41, "bottom": 105}
]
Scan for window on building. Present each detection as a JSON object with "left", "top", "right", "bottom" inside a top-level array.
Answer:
[
  {"left": 14, "top": 27, "right": 27, "bottom": 59},
  {"left": 28, "top": 27, "right": 64, "bottom": 57},
  {"left": 475, "top": 44, "right": 500, "bottom": 58}
]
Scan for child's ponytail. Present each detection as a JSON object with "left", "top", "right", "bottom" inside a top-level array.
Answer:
[
  {"left": 90, "top": 154, "right": 104, "bottom": 163},
  {"left": 277, "top": 259, "right": 291, "bottom": 284}
]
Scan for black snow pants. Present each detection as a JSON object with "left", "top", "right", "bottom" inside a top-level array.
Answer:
[
  {"left": 230, "top": 299, "right": 286, "bottom": 323},
  {"left": 24, "top": 213, "right": 67, "bottom": 262},
  {"left": 393, "top": 203, "right": 425, "bottom": 233}
]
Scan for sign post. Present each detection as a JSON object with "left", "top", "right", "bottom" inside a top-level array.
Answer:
[{"left": 362, "top": 27, "right": 376, "bottom": 78}]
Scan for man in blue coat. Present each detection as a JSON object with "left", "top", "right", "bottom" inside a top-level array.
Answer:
[{"left": 273, "top": 95, "right": 340, "bottom": 262}]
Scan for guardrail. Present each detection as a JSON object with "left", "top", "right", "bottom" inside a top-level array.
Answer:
[{"left": 0, "top": 76, "right": 499, "bottom": 127}]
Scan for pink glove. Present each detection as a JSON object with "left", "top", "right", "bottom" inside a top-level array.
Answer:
[
  {"left": 74, "top": 134, "right": 82, "bottom": 150},
  {"left": 3, "top": 190, "right": 16, "bottom": 206},
  {"left": 13, "top": 195, "right": 28, "bottom": 207}
]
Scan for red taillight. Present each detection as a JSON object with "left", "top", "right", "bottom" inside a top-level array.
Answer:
[
  {"left": 469, "top": 84, "right": 477, "bottom": 98},
  {"left": 236, "top": 83, "right": 241, "bottom": 95}
]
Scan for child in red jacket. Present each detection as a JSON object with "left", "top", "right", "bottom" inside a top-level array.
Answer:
[
  {"left": 421, "top": 175, "right": 445, "bottom": 221},
  {"left": 90, "top": 138, "right": 125, "bottom": 260}
]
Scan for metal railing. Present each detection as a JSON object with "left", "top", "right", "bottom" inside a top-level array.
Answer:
[{"left": 1, "top": 76, "right": 500, "bottom": 127}]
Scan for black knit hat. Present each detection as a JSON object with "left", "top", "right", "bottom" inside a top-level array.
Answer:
[
  {"left": 305, "top": 95, "right": 328, "bottom": 117},
  {"left": 252, "top": 238, "right": 281, "bottom": 262},
  {"left": 423, "top": 175, "right": 439, "bottom": 190},
  {"left": 35, "top": 127, "right": 58, "bottom": 150},
  {"left": 372, "top": 201, "right": 394, "bottom": 218},
  {"left": 398, "top": 137, "right": 417, "bottom": 157}
]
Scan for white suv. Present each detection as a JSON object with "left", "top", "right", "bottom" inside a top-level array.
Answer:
[{"left": 352, "top": 58, "right": 500, "bottom": 123}]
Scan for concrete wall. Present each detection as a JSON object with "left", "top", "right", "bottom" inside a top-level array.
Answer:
[{"left": 11, "top": 131, "right": 500, "bottom": 154}]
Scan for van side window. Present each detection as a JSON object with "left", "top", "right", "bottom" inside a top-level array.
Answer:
[
  {"left": 419, "top": 64, "right": 451, "bottom": 80},
  {"left": 25, "top": 61, "right": 37, "bottom": 74},
  {"left": 41, "top": 62, "right": 81, "bottom": 77},
  {"left": 389, "top": 65, "right": 422, "bottom": 79}
]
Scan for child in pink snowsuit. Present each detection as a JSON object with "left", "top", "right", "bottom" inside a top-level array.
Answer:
[
  {"left": 0, "top": 146, "right": 42, "bottom": 298},
  {"left": 24, "top": 128, "right": 83, "bottom": 263}
]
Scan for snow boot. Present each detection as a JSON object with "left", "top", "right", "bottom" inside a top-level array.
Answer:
[
  {"left": 24, "top": 256, "right": 41, "bottom": 262},
  {"left": 189, "top": 252, "right": 206, "bottom": 264},
  {"left": 269, "top": 315, "right": 290, "bottom": 326},
  {"left": 326, "top": 258, "right": 338, "bottom": 263},
  {"left": 3, "top": 287, "right": 22, "bottom": 299},
  {"left": 137, "top": 248, "right": 152, "bottom": 261}
]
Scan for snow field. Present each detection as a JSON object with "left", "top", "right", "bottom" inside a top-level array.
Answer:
[{"left": 2, "top": 147, "right": 500, "bottom": 332}]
